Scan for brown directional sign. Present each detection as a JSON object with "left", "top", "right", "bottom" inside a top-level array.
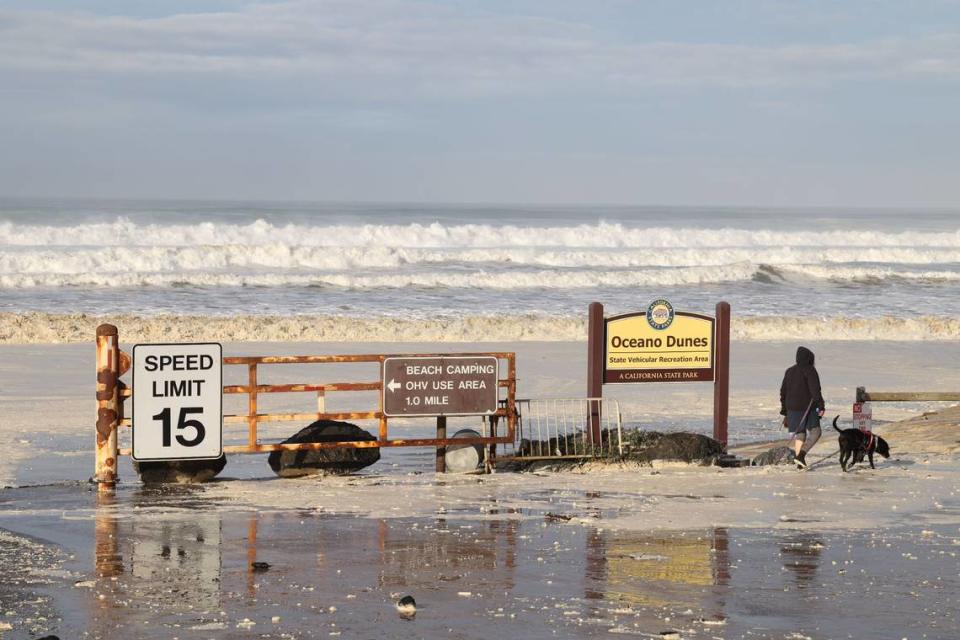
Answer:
[{"left": 383, "top": 356, "right": 499, "bottom": 417}]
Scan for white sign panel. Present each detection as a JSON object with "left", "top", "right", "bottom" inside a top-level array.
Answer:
[
  {"left": 852, "top": 401, "right": 872, "bottom": 433},
  {"left": 132, "top": 343, "right": 223, "bottom": 461}
]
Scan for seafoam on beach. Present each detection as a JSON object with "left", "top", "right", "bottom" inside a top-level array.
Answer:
[{"left": 7, "top": 312, "right": 960, "bottom": 344}]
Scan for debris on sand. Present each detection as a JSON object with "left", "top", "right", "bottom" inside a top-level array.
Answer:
[
  {"left": 504, "top": 430, "right": 724, "bottom": 470},
  {"left": 544, "top": 513, "right": 574, "bottom": 522},
  {"left": 751, "top": 446, "right": 797, "bottom": 466},
  {"left": 396, "top": 595, "right": 417, "bottom": 618}
]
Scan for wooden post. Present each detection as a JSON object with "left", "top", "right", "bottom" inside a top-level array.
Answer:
[
  {"left": 435, "top": 416, "right": 447, "bottom": 473},
  {"left": 95, "top": 324, "right": 120, "bottom": 491},
  {"left": 713, "top": 301, "right": 731, "bottom": 451},
  {"left": 857, "top": 390, "right": 960, "bottom": 402},
  {"left": 586, "top": 302, "right": 605, "bottom": 443}
]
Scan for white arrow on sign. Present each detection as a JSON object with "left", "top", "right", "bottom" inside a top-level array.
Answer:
[{"left": 387, "top": 379, "right": 401, "bottom": 393}]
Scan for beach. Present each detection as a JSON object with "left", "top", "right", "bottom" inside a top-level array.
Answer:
[
  {"left": 4, "top": 203, "right": 960, "bottom": 637},
  {"left": 4, "top": 337, "right": 960, "bottom": 487},
  {"left": 2, "top": 337, "right": 960, "bottom": 638}
]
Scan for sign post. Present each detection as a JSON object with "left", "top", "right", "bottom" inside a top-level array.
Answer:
[
  {"left": 713, "top": 302, "right": 731, "bottom": 448},
  {"left": 586, "top": 302, "right": 605, "bottom": 443},
  {"left": 132, "top": 343, "right": 223, "bottom": 462},
  {"left": 587, "top": 300, "right": 731, "bottom": 450}
]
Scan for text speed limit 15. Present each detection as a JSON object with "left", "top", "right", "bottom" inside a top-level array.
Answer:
[{"left": 132, "top": 343, "right": 223, "bottom": 461}]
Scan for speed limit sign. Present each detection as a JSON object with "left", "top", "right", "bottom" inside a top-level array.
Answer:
[{"left": 132, "top": 343, "right": 223, "bottom": 461}]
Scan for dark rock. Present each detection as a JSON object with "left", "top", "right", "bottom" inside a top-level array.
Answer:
[
  {"left": 251, "top": 562, "right": 271, "bottom": 572},
  {"left": 134, "top": 455, "right": 227, "bottom": 484},
  {"left": 751, "top": 446, "right": 797, "bottom": 466},
  {"left": 621, "top": 430, "right": 725, "bottom": 465},
  {"left": 267, "top": 420, "right": 380, "bottom": 477}
]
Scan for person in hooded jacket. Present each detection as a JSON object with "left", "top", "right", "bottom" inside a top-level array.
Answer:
[{"left": 780, "top": 346, "right": 825, "bottom": 469}]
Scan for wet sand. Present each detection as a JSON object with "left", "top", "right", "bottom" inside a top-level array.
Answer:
[
  {"left": 3, "top": 340, "right": 960, "bottom": 637},
  {"left": 2, "top": 472, "right": 959, "bottom": 639}
]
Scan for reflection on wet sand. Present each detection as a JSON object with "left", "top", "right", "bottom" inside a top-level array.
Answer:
[
  {"left": 781, "top": 533, "right": 824, "bottom": 589},
  {"left": 91, "top": 491, "right": 739, "bottom": 635},
  {"left": 88, "top": 496, "right": 538, "bottom": 635},
  {"left": 378, "top": 516, "right": 519, "bottom": 591},
  {"left": 91, "top": 488, "right": 224, "bottom": 637},
  {"left": 592, "top": 527, "right": 731, "bottom": 612},
  {"left": 83, "top": 487, "right": 855, "bottom": 638},
  {"left": 94, "top": 492, "right": 121, "bottom": 579}
]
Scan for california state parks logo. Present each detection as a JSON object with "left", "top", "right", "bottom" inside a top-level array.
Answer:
[{"left": 646, "top": 299, "right": 674, "bottom": 330}]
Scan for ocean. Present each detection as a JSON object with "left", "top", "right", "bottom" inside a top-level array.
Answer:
[{"left": 2, "top": 198, "right": 960, "bottom": 340}]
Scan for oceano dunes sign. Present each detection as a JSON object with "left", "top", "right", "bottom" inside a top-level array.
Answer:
[{"left": 604, "top": 305, "right": 715, "bottom": 383}]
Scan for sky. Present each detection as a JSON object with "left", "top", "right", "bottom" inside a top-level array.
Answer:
[{"left": 1, "top": 0, "right": 959, "bottom": 206}]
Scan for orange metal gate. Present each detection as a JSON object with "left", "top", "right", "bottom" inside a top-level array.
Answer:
[{"left": 94, "top": 324, "right": 517, "bottom": 491}]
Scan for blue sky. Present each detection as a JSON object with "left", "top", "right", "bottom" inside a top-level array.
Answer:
[{"left": 1, "top": 0, "right": 958, "bottom": 206}]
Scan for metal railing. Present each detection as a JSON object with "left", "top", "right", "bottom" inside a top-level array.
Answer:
[
  {"left": 508, "top": 398, "right": 622, "bottom": 459},
  {"left": 94, "top": 324, "right": 517, "bottom": 490}
]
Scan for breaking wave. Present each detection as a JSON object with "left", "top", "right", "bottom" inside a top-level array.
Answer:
[
  {"left": 3, "top": 217, "right": 960, "bottom": 249},
  {"left": 5, "top": 244, "right": 960, "bottom": 276},
  {"left": 4, "top": 219, "right": 960, "bottom": 292},
  {"left": 5, "top": 215, "right": 960, "bottom": 323}
]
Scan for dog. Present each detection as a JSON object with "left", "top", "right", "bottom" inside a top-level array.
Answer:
[{"left": 832, "top": 416, "right": 890, "bottom": 472}]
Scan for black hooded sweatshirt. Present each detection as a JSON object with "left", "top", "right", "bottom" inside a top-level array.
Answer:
[{"left": 779, "top": 346, "right": 824, "bottom": 416}]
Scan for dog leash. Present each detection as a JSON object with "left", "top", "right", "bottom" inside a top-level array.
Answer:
[
  {"left": 803, "top": 447, "right": 841, "bottom": 471},
  {"left": 791, "top": 399, "right": 814, "bottom": 431}
]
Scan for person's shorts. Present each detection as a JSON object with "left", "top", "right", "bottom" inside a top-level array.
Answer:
[{"left": 786, "top": 409, "right": 820, "bottom": 434}]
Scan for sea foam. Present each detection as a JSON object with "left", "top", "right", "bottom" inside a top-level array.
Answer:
[{"left": 4, "top": 312, "right": 960, "bottom": 344}]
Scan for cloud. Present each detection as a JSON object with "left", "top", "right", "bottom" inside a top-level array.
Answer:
[{"left": 1, "top": 0, "right": 959, "bottom": 99}]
